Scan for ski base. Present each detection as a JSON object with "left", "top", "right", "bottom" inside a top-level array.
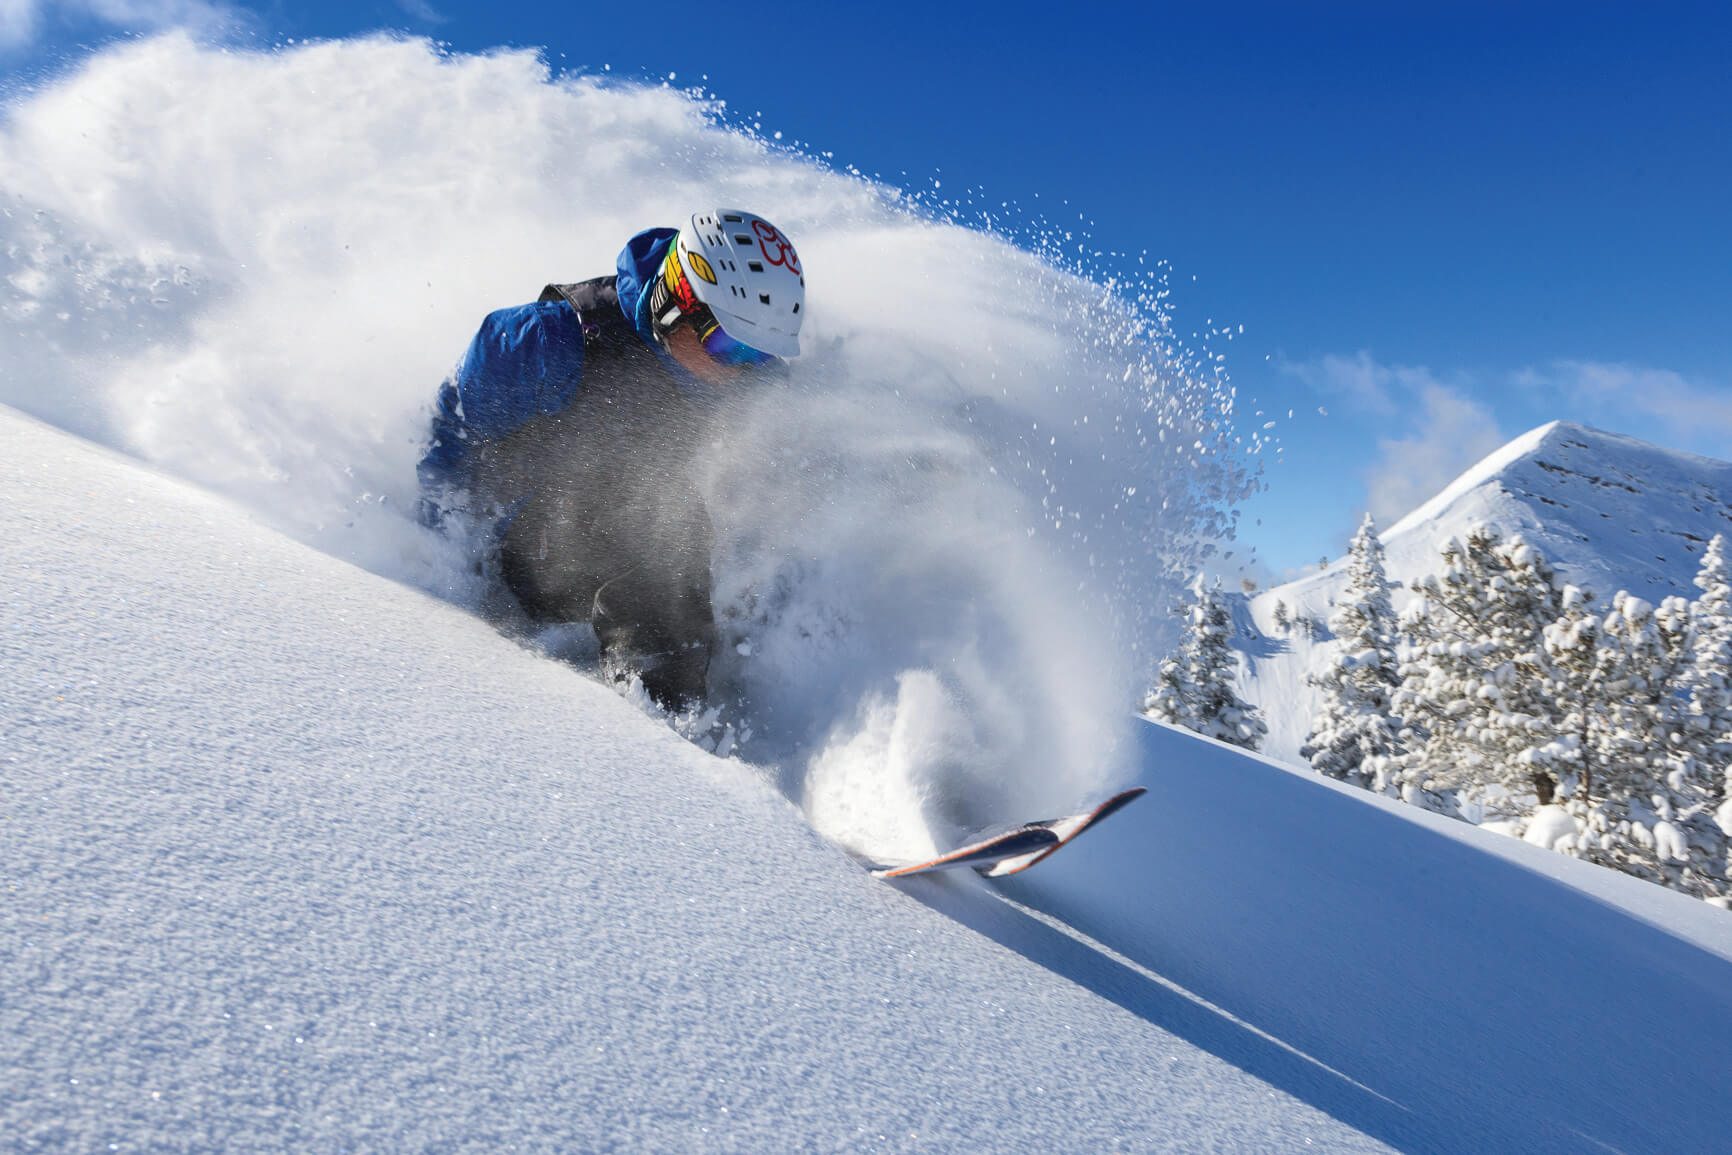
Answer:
[{"left": 867, "top": 787, "right": 1145, "bottom": 880}]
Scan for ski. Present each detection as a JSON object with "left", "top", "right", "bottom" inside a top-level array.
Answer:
[
  {"left": 867, "top": 787, "right": 1145, "bottom": 880},
  {"left": 868, "top": 826, "right": 1060, "bottom": 879},
  {"left": 978, "top": 786, "right": 1145, "bottom": 877}
]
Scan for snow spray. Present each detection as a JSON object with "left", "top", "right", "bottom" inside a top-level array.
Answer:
[{"left": 0, "top": 34, "right": 1260, "bottom": 858}]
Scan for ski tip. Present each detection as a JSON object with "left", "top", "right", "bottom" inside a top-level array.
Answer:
[{"left": 978, "top": 785, "right": 1148, "bottom": 878}]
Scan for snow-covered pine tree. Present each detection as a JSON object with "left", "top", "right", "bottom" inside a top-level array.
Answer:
[
  {"left": 1387, "top": 527, "right": 1564, "bottom": 814},
  {"left": 1145, "top": 646, "right": 1200, "bottom": 736},
  {"left": 1145, "top": 576, "right": 1267, "bottom": 750},
  {"left": 1681, "top": 537, "right": 1732, "bottom": 823},
  {"left": 1646, "top": 594, "right": 1725, "bottom": 900},
  {"left": 1528, "top": 583, "right": 1599, "bottom": 807},
  {"left": 1301, "top": 514, "right": 1403, "bottom": 789},
  {"left": 1541, "top": 591, "right": 1709, "bottom": 888},
  {"left": 1663, "top": 535, "right": 1732, "bottom": 899}
]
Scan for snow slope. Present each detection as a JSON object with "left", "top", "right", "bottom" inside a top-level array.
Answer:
[
  {"left": 0, "top": 407, "right": 1380, "bottom": 1151},
  {"left": 1015, "top": 726, "right": 1732, "bottom": 1153},
  {"left": 1243, "top": 421, "right": 1732, "bottom": 761},
  {"left": 12, "top": 407, "right": 1732, "bottom": 1152}
]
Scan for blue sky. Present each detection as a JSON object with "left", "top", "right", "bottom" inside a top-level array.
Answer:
[{"left": 6, "top": 0, "right": 1729, "bottom": 576}]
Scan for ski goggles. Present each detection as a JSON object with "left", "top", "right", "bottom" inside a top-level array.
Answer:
[
  {"left": 694, "top": 315, "right": 778, "bottom": 366},
  {"left": 651, "top": 244, "right": 778, "bottom": 368}
]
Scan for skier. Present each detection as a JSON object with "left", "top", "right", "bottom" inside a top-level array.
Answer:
[{"left": 417, "top": 210, "right": 805, "bottom": 710}]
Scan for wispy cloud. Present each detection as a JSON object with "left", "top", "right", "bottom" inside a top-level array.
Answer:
[
  {"left": 1283, "top": 350, "right": 1508, "bottom": 527},
  {"left": 1, "top": 0, "right": 245, "bottom": 50},
  {"left": 0, "top": 0, "right": 43, "bottom": 46},
  {"left": 1515, "top": 359, "right": 1732, "bottom": 448},
  {"left": 1365, "top": 384, "right": 1506, "bottom": 526},
  {"left": 394, "top": 0, "right": 447, "bottom": 22},
  {"left": 1278, "top": 349, "right": 1445, "bottom": 418}
]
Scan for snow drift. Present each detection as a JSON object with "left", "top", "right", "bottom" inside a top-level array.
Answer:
[{"left": 0, "top": 34, "right": 1257, "bottom": 859}]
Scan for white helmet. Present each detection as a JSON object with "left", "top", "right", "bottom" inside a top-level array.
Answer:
[{"left": 672, "top": 209, "right": 804, "bottom": 358}]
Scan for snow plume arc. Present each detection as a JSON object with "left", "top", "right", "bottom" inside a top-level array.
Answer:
[{"left": 0, "top": 34, "right": 1259, "bottom": 856}]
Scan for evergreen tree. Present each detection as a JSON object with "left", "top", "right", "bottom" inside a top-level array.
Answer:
[
  {"left": 1662, "top": 535, "right": 1732, "bottom": 898},
  {"left": 1649, "top": 590, "right": 1725, "bottom": 902},
  {"left": 1301, "top": 514, "right": 1403, "bottom": 789},
  {"left": 1372, "top": 526, "right": 1727, "bottom": 903},
  {"left": 1680, "top": 537, "right": 1732, "bottom": 825},
  {"left": 1525, "top": 583, "right": 1590, "bottom": 802},
  {"left": 1542, "top": 591, "right": 1705, "bottom": 887},
  {"left": 1387, "top": 527, "right": 1564, "bottom": 813},
  {"left": 1146, "top": 576, "right": 1267, "bottom": 750}
]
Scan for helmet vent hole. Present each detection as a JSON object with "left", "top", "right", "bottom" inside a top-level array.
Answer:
[
  {"left": 735, "top": 235, "right": 753, "bottom": 246},
  {"left": 723, "top": 214, "right": 742, "bottom": 222},
  {"left": 792, "top": 302, "right": 800, "bottom": 313},
  {"left": 759, "top": 292, "right": 771, "bottom": 305},
  {"left": 747, "top": 261, "right": 764, "bottom": 273}
]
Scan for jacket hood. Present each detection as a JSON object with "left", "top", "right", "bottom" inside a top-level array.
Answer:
[{"left": 614, "top": 226, "right": 679, "bottom": 340}]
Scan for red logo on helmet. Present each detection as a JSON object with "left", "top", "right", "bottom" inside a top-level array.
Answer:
[{"left": 752, "top": 219, "right": 801, "bottom": 275}]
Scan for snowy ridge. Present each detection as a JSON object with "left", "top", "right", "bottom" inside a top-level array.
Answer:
[
  {"left": 1243, "top": 421, "right": 1732, "bottom": 762},
  {"left": 1381, "top": 420, "right": 1562, "bottom": 539},
  {"left": 12, "top": 406, "right": 1732, "bottom": 1150}
]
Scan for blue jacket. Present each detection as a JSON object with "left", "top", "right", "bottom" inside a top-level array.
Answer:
[{"left": 416, "top": 227, "right": 678, "bottom": 503}]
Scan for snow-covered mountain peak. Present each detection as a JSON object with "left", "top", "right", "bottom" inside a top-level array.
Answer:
[
  {"left": 1381, "top": 419, "right": 1564, "bottom": 539},
  {"left": 1384, "top": 420, "right": 1732, "bottom": 600},
  {"left": 1280, "top": 420, "right": 1732, "bottom": 621}
]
